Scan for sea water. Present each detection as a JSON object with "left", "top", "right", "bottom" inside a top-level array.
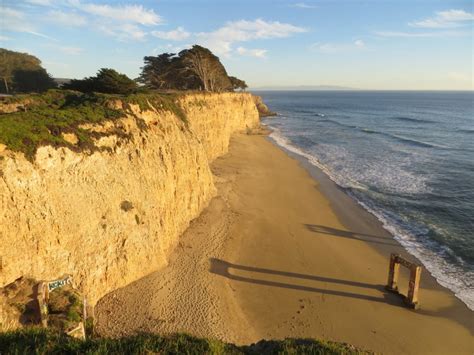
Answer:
[{"left": 256, "top": 90, "right": 474, "bottom": 310}]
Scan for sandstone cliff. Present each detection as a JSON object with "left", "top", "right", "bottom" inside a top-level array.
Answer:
[{"left": 0, "top": 92, "right": 259, "bottom": 306}]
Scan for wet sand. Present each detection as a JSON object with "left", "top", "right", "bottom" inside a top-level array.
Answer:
[{"left": 96, "top": 133, "right": 473, "bottom": 354}]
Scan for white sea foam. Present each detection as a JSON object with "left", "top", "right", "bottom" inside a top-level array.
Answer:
[
  {"left": 267, "top": 125, "right": 474, "bottom": 310},
  {"left": 353, "top": 197, "right": 474, "bottom": 310},
  {"left": 268, "top": 127, "right": 366, "bottom": 190}
]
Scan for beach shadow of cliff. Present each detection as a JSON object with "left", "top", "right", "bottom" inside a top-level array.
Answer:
[
  {"left": 304, "top": 224, "right": 400, "bottom": 247},
  {"left": 209, "top": 258, "right": 402, "bottom": 306}
]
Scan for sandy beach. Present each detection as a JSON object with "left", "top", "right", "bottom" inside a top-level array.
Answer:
[{"left": 95, "top": 132, "right": 473, "bottom": 354}]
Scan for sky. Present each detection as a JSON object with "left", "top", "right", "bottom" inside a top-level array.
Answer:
[{"left": 1, "top": 0, "right": 473, "bottom": 90}]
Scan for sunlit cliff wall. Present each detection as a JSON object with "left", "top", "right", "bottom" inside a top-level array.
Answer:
[{"left": 0, "top": 92, "right": 259, "bottom": 305}]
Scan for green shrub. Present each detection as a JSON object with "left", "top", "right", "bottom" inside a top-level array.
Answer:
[
  {"left": 0, "top": 328, "right": 370, "bottom": 355},
  {"left": 0, "top": 90, "right": 188, "bottom": 161},
  {"left": 63, "top": 69, "right": 138, "bottom": 95}
]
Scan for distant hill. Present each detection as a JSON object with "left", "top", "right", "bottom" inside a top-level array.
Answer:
[
  {"left": 54, "top": 78, "right": 71, "bottom": 87},
  {"left": 251, "top": 85, "right": 357, "bottom": 91}
]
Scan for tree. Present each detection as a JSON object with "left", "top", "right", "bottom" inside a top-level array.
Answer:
[
  {"left": 229, "top": 76, "right": 248, "bottom": 91},
  {"left": 179, "top": 46, "right": 232, "bottom": 92},
  {"left": 138, "top": 45, "right": 244, "bottom": 92},
  {"left": 0, "top": 48, "right": 47, "bottom": 93},
  {"left": 12, "top": 69, "right": 57, "bottom": 93},
  {"left": 138, "top": 53, "right": 198, "bottom": 90},
  {"left": 64, "top": 68, "right": 138, "bottom": 94}
]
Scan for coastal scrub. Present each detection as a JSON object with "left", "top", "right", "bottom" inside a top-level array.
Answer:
[
  {"left": 0, "top": 90, "right": 188, "bottom": 160},
  {"left": 0, "top": 328, "right": 370, "bottom": 354}
]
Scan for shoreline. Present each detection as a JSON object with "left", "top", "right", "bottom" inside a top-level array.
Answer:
[
  {"left": 96, "top": 132, "right": 473, "bottom": 354},
  {"left": 265, "top": 129, "right": 473, "bottom": 311}
]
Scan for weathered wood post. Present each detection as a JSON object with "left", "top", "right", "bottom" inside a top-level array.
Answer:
[
  {"left": 386, "top": 253, "right": 422, "bottom": 309},
  {"left": 407, "top": 265, "right": 422, "bottom": 309},
  {"left": 386, "top": 253, "right": 400, "bottom": 292},
  {"left": 37, "top": 282, "right": 49, "bottom": 327}
]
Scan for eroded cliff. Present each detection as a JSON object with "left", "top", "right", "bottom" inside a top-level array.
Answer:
[{"left": 0, "top": 92, "right": 259, "bottom": 306}]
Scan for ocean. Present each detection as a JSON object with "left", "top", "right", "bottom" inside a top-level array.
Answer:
[{"left": 256, "top": 90, "right": 474, "bottom": 310}]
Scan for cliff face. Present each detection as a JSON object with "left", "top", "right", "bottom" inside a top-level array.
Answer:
[{"left": 0, "top": 92, "right": 259, "bottom": 305}]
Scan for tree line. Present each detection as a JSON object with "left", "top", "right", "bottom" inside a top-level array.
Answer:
[
  {"left": 0, "top": 45, "right": 248, "bottom": 95},
  {"left": 0, "top": 48, "right": 57, "bottom": 94}
]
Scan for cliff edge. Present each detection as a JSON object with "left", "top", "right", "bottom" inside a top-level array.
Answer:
[{"left": 0, "top": 91, "right": 259, "bottom": 308}]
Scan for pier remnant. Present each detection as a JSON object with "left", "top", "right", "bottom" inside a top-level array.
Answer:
[{"left": 386, "top": 253, "right": 422, "bottom": 309}]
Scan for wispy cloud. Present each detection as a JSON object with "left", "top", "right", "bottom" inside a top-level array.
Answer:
[
  {"left": 375, "top": 30, "right": 469, "bottom": 38},
  {"left": 3, "top": 7, "right": 56, "bottom": 40},
  {"left": 376, "top": 9, "right": 473, "bottom": 40},
  {"left": 3, "top": 7, "right": 34, "bottom": 32},
  {"left": 290, "top": 2, "right": 317, "bottom": 9},
  {"left": 26, "top": 0, "right": 53, "bottom": 5},
  {"left": 152, "top": 44, "right": 189, "bottom": 55},
  {"left": 151, "top": 27, "right": 191, "bottom": 41},
  {"left": 8, "top": 1, "right": 157, "bottom": 41},
  {"left": 196, "top": 18, "right": 306, "bottom": 57},
  {"left": 97, "top": 23, "right": 147, "bottom": 42},
  {"left": 0, "top": 35, "right": 11, "bottom": 41},
  {"left": 410, "top": 9, "right": 474, "bottom": 28},
  {"left": 48, "top": 10, "right": 87, "bottom": 27},
  {"left": 236, "top": 46, "right": 268, "bottom": 58},
  {"left": 62, "top": 1, "right": 163, "bottom": 41},
  {"left": 310, "top": 39, "right": 366, "bottom": 53},
  {"left": 27, "top": 31, "right": 58, "bottom": 40},
  {"left": 71, "top": 1, "right": 162, "bottom": 26}
]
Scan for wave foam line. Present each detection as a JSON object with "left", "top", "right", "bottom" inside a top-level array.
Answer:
[{"left": 267, "top": 126, "right": 474, "bottom": 311}]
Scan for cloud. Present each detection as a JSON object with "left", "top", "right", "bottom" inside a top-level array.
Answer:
[
  {"left": 375, "top": 30, "right": 469, "bottom": 38},
  {"left": 48, "top": 10, "right": 87, "bottom": 26},
  {"left": 0, "top": 35, "right": 11, "bottom": 41},
  {"left": 3, "top": 7, "right": 56, "bottom": 40},
  {"left": 310, "top": 40, "right": 366, "bottom": 53},
  {"left": 151, "top": 27, "right": 191, "bottom": 41},
  {"left": 62, "top": 1, "right": 163, "bottom": 41},
  {"left": 410, "top": 9, "right": 474, "bottom": 28},
  {"left": 72, "top": 1, "right": 162, "bottom": 26},
  {"left": 236, "top": 47, "right": 267, "bottom": 58},
  {"left": 290, "top": 2, "right": 317, "bottom": 9},
  {"left": 196, "top": 18, "right": 306, "bottom": 56},
  {"left": 97, "top": 23, "right": 147, "bottom": 42},
  {"left": 2, "top": 7, "right": 34, "bottom": 32},
  {"left": 26, "top": 0, "right": 53, "bottom": 5},
  {"left": 27, "top": 31, "right": 57, "bottom": 40},
  {"left": 152, "top": 43, "right": 188, "bottom": 54},
  {"left": 438, "top": 9, "right": 474, "bottom": 21}
]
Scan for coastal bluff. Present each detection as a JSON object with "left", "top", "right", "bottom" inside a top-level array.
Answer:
[{"left": 0, "top": 92, "right": 259, "bottom": 306}]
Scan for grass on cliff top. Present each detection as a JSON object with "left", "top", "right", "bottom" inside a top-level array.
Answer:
[
  {"left": 0, "top": 328, "right": 370, "bottom": 355},
  {"left": 0, "top": 90, "right": 187, "bottom": 161}
]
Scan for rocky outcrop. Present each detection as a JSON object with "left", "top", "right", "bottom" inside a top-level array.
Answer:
[
  {"left": 0, "top": 92, "right": 259, "bottom": 306},
  {"left": 253, "top": 95, "right": 276, "bottom": 117}
]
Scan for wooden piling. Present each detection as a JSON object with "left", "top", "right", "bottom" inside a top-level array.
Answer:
[
  {"left": 386, "top": 253, "right": 422, "bottom": 309},
  {"left": 407, "top": 265, "right": 422, "bottom": 309}
]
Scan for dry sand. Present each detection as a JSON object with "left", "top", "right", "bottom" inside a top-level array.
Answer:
[{"left": 96, "top": 133, "right": 473, "bottom": 354}]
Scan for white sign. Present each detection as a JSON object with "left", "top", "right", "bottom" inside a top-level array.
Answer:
[{"left": 47, "top": 276, "right": 72, "bottom": 293}]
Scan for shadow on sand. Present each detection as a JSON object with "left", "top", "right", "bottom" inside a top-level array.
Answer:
[
  {"left": 209, "top": 258, "right": 402, "bottom": 306},
  {"left": 209, "top": 258, "right": 474, "bottom": 335},
  {"left": 304, "top": 224, "right": 400, "bottom": 247}
]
